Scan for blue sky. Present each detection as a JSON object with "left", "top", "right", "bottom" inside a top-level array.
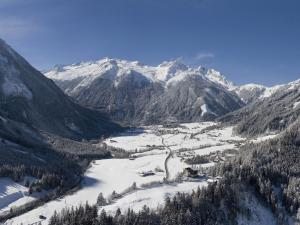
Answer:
[{"left": 0, "top": 0, "right": 299, "bottom": 86}]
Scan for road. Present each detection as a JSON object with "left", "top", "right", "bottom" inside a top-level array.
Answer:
[{"left": 161, "top": 137, "right": 172, "bottom": 182}]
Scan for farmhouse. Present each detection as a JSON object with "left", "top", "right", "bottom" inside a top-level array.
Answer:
[{"left": 183, "top": 167, "right": 198, "bottom": 178}]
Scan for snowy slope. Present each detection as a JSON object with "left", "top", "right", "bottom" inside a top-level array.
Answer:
[
  {"left": 204, "top": 68, "right": 236, "bottom": 90},
  {"left": 0, "top": 177, "right": 48, "bottom": 214},
  {"left": 102, "top": 181, "right": 207, "bottom": 214},
  {"left": 0, "top": 40, "right": 32, "bottom": 100},
  {"left": 235, "top": 83, "right": 282, "bottom": 103},
  {"left": 235, "top": 79, "right": 300, "bottom": 104}
]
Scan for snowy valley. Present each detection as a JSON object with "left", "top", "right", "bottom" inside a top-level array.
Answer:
[
  {"left": 2, "top": 122, "right": 279, "bottom": 225},
  {"left": 0, "top": 39, "right": 300, "bottom": 225}
]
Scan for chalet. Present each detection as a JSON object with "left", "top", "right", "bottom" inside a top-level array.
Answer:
[{"left": 184, "top": 167, "right": 198, "bottom": 178}]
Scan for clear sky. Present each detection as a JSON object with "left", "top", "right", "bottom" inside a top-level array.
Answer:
[{"left": 0, "top": 0, "right": 299, "bottom": 86}]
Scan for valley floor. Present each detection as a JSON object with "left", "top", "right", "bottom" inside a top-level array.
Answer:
[{"left": 2, "top": 122, "right": 277, "bottom": 225}]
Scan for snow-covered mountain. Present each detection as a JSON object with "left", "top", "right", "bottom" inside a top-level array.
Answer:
[
  {"left": 46, "top": 58, "right": 233, "bottom": 91},
  {"left": 0, "top": 39, "right": 120, "bottom": 141},
  {"left": 234, "top": 79, "right": 300, "bottom": 104},
  {"left": 47, "top": 58, "right": 300, "bottom": 106},
  {"left": 220, "top": 79, "right": 300, "bottom": 137},
  {"left": 45, "top": 58, "right": 244, "bottom": 124}
]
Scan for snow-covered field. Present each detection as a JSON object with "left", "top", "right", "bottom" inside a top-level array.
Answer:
[
  {"left": 5, "top": 156, "right": 166, "bottom": 225},
  {"left": 102, "top": 181, "right": 207, "bottom": 214},
  {"left": 0, "top": 177, "right": 41, "bottom": 214},
  {"left": 4, "top": 122, "right": 245, "bottom": 225}
]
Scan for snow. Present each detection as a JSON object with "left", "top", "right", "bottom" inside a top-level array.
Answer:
[
  {"left": 1, "top": 68, "right": 32, "bottom": 100},
  {"left": 251, "top": 133, "right": 278, "bottom": 143},
  {"left": 235, "top": 79, "right": 300, "bottom": 102},
  {"left": 180, "top": 122, "right": 215, "bottom": 130},
  {"left": 155, "top": 59, "right": 188, "bottom": 81},
  {"left": 44, "top": 57, "right": 300, "bottom": 107},
  {"left": 200, "top": 104, "right": 210, "bottom": 116},
  {"left": 0, "top": 48, "right": 32, "bottom": 100},
  {"left": 102, "top": 181, "right": 207, "bottom": 214},
  {"left": 252, "top": 79, "right": 300, "bottom": 99},
  {"left": 105, "top": 123, "right": 243, "bottom": 153},
  {"left": 204, "top": 68, "right": 236, "bottom": 90},
  {"left": 167, "top": 156, "right": 186, "bottom": 180},
  {"left": 5, "top": 122, "right": 249, "bottom": 225},
  {"left": 192, "top": 144, "right": 236, "bottom": 155},
  {"left": 104, "top": 128, "right": 163, "bottom": 152},
  {"left": 6, "top": 155, "right": 166, "bottom": 225},
  {"left": 234, "top": 83, "right": 283, "bottom": 102},
  {"left": 45, "top": 58, "right": 155, "bottom": 86},
  {"left": 44, "top": 58, "right": 235, "bottom": 91},
  {"left": 0, "top": 177, "right": 43, "bottom": 215},
  {"left": 287, "top": 79, "right": 300, "bottom": 90},
  {"left": 260, "top": 85, "right": 284, "bottom": 98},
  {"left": 238, "top": 83, "right": 266, "bottom": 91},
  {"left": 293, "top": 101, "right": 300, "bottom": 109}
]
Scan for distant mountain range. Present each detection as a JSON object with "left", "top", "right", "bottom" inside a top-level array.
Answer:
[
  {"left": 45, "top": 58, "right": 244, "bottom": 125},
  {"left": 45, "top": 57, "right": 300, "bottom": 126}
]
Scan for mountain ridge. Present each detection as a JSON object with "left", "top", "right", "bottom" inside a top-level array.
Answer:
[
  {"left": 45, "top": 58, "right": 245, "bottom": 125},
  {"left": 45, "top": 57, "right": 300, "bottom": 104}
]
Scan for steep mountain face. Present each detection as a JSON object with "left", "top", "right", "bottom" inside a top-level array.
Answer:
[
  {"left": 0, "top": 39, "right": 120, "bottom": 140},
  {"left": 45, "top": 59, "right": 244, "bottom": 125},
  {"left": 220, "top": 80, "right": 300, "bottom": 137},
  {"left": 143, "top": 74, "right": 243, "bottom": 124}
]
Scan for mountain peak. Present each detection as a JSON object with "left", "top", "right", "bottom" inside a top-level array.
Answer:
[
  {"left": 156, "top": 59, "right": 189, "bottom": 81},
  {"left": 158, "top": 59, "right": 188, "bottom": 71},
  {"left": 204, "top": 68, "right": 236, "bottom": 90}
]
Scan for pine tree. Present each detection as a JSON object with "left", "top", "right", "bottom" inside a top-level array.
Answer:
[{"left": 97, "top": 192, "right": 107, "bottom": 206}]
